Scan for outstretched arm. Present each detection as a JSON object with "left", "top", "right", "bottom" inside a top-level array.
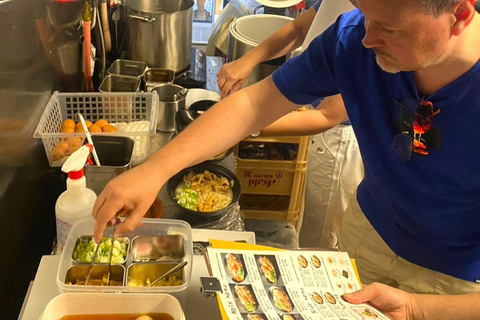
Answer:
[
  {"left": 92, "top": 76, "right": 301, "bottom": 241},
  {"left": 258, "top": 94, "right": 348, "bottom": 136}
]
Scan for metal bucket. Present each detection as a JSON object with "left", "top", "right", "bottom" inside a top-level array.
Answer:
[
  {"left": 153, "top": 84, "right": 187, "bottom": 132},
  {"left": 228, "top": 15, "right": 301, "bottom": 88},
  {"left": 125, "top": 0, "right": 194, "bottom": 72}
]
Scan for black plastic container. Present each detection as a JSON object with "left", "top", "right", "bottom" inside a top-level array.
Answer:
[{"left": 166, "top": 163, "right": 241, "bottom": 222}]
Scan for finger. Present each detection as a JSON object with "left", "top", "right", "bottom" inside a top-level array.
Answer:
[
  {"left": 217, "top": 66, "right": 225, "bottom": 77},
  {"left": 218, "top": 75, "right": 227, "bottom": 88},
  {"left": 231, "top": 81, "right": 243, "bottom": 93},
  {"left": 221, "top": 79, "right": 237, "bottom": 98},
  {"left": 113, "top": 206, "right": 147, "bottom": 238},
  {"left": 93, "top": 200, "right": 124, "bottom": 243},
  {"left": 91, "top": 193, "right": 107, "bottom": 220},
  {"left": 343, "top": 284, "right": 376, "bottom": 304}
]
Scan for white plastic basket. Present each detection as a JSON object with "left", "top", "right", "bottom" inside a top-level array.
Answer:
[{"left": 34, "top": 91, "right": 158, "bottom": 167}]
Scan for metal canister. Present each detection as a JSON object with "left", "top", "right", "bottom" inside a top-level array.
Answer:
[
  {"left": 125, "top": 0, "right": 194, "bottom": 72},
  {"left": 153, "top": 84, "right": 187, "bottom": 132}
]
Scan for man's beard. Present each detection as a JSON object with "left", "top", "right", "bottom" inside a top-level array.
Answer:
[{"left": 373, "top": 49, "right": 402, "bottom": 74}]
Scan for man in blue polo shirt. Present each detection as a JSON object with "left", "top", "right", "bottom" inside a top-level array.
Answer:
[
  {"left": 272, "top": 0, "right": 480, "bottom": 293},
  {"left": 92, "top": 0, "right": 480, "bottom": 294}
]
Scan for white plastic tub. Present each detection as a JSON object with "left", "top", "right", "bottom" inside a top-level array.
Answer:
[{"left": 40, "top": 293, "right": 185, "bottom": 320}]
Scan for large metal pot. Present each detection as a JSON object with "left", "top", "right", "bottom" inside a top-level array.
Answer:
[
  {"left": 228, "top": 14, "right": 301, "bottom": 88},
  {"left": 125, "top": 0, "right": 194, "bottom": 72}
]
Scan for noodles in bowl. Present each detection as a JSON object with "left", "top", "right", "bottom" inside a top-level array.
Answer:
[
  {"left": 167, "top": 163, "right": 241, "bottom": 221},
  {"left": 175, "top": 170, "right": 233, "bottom": 212}
]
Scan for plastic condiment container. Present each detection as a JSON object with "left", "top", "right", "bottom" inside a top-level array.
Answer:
[
  {"left": 40, "top": 293, "right": 185, "bottom": 320},
  {"left": 57, "top": 217, "right": 193, "bottom": 305}
]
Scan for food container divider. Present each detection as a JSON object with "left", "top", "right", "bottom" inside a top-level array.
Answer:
[
  {"left": 57, "top": 217, "right": 193, "bottom": 304},
  {"left": 33, "top": 91, "right": 158, "bottom": 166}
]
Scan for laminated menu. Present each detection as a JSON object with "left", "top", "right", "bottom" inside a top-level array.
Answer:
[{"left": 206, "top": 247, "right": 390, "bottom": 320}]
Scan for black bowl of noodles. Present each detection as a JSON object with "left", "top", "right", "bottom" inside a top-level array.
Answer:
[{"left": 166, "top": 163, "right": 241, "bottom": 222}]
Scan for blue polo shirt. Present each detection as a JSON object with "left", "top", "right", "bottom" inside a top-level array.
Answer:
[{"left": 273, "top": 9, "right": 480, "bottom": 282}]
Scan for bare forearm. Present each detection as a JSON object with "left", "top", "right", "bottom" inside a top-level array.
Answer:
[
  {"left": 412, "top": 293, "right": 480, "bottom": 320},
  {"left": 260, "top": 94, "right": 348, "bottom": 136}
]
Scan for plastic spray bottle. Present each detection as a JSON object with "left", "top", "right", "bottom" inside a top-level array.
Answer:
[{"left": 55, "top": 144, "right": 97, "bottom": 251}]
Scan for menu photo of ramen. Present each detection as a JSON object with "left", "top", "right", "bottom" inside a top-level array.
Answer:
[
  {"left": 256, "top": 255, "right": 279, "bottom": 285},
  {"left": 245, "top": 314, "right": 265, "bottom": 320},
  {"left": 311, "top": 292, "right": 324, "bottom": 305},
  {"left": 311, "top": 255, "right": 321, "bottom": 268},
  {"left": 298, "top": 255, "right": 308, "bottom": 268},
  {"left": 269, "top": 286, "right": 294, "bottom": 313},
  {"left": 224, "top": 253, "right": 247, "bottom": 283},
  {"left": 233, "top": 284, "right": 259, "bottom": 313},
  {"left": 325, "top": 292, "right": 337, "bottom": 305}
]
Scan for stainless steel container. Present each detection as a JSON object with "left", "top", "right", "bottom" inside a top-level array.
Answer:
[
  {"left": 125, "top": 0, "right": 194, "bottom": 72},
  {"left": 153, "top": 84, "right": 187, "bottom": 132},
  {"left": 131, "top": 235, "right": 185, "bottom": 262},
  {"left": 228, "top": 15, "right": 301, "bottom": 88},
  {"left": 84, "top": 136, "right": 134, "bottom": 195},
  {"left": 65, "top": 265, "right": 125, "bottom": 286},
  {"left": 127, "top": 262, "right": 184, "bottom": 287},
  {"left": 144, "top": 68, "right": 175, "bottom": 92},
  {"left": 108, "top": 59, "right": 147, "bottom": 78},
  {"left": 99, "top": 75, "right": 141, "bottom": 92}
]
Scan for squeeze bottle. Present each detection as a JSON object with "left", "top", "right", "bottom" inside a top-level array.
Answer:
[{"left": 55, "top": 144, "right": 97, "bottom": 251}]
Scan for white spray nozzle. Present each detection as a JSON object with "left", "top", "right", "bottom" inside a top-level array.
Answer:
[{"left": 61, "top": 144, "right": 93, "bottom": 177}]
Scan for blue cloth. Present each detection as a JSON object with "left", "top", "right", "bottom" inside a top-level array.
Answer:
[
  {"left": 272, "top": 9, "right": 480, "bottom": 282},
  {"left": 311, "top": 0, "right": 351, "bottom": 124}
]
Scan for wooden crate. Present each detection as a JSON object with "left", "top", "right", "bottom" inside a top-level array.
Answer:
[{"left": 235, "top": 135, "right": 309, "bottom": 226}]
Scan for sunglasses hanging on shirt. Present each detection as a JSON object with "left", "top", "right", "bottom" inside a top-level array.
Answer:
[{"left": 392, "top": 98, "right": 442, "bottom": 161}]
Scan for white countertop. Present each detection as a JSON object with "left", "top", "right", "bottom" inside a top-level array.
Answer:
[{"left": 20, "top": 229, "right": 255, "bottom": 320}]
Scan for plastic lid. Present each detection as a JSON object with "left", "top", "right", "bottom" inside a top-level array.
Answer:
[{"left": 255, "top": 0, "right": 302, "bottom": 8}]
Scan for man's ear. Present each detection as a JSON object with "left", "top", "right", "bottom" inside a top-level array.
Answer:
[{"left": 451, "top": 0, "right": 476, "bottom": 36}]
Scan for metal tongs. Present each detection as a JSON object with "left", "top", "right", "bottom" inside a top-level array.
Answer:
[
  {"left": 149, "top": 261, "right": 188, "bottom": 287},
  {"left": 85, "top": 217, "right": 121, "bottom": 285}
]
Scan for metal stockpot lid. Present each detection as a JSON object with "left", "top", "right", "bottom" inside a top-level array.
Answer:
[
  {"left": 232, "top": 15, "right": 294, "bottom": 45},
  {"left": 255, "top": 0, "right": 302, "bottom": 8},
  {"left": 125, "top": 0, "right": 194, "bottom": 13}
]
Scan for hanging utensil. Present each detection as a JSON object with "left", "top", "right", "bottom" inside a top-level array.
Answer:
[{"left": 149, "top": 261, "right": 188, "bottom": 287}]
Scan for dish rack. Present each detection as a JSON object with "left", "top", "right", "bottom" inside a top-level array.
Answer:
[{"left": 34, "top": 91, "right": 158, "bottom": 167}]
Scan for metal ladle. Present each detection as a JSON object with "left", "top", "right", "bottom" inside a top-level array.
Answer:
[{"left": 149, "top": 261, "right": 188, "bottom": 287}]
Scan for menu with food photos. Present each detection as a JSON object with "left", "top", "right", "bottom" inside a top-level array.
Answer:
[{"left": 207, "top": 248, "right": 390, "bottom": 320}]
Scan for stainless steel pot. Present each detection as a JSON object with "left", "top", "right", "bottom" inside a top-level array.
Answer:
[
  {"left": 228, "top": 15, "right": 300, "bottom": 88},
  {"left": 125, "top": 0, "right": 194, "bottom": 72}
]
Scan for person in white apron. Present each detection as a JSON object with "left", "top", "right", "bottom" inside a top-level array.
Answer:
[{"left": 217, "top": 0, "right": 364, "bottom": 248}]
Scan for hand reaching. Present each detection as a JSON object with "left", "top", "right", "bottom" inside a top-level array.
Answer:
[
  {"left": 217, "top": 56, "right": 256, "bottom": 98},
  {"left": 91, "top": 162, "right": 164, "bottom": 243}
]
